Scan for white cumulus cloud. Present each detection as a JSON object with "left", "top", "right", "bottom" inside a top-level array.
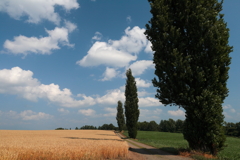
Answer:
[
  {"left": 3, "top": 27, "right": 74, "bottom": 55},
  {"left": 20, "top": 110, "right": 53, "bottom": 120},
  {"left": 92, "top": 32, "right": 102, "bottom": 41},
  {"left": 103, "top": 107, "right": 116, "bottom": 117},
  {"left": 135, "top": 78, "right": 151, "bottom": 88},
  {"left": 168, "top": 109, "right": 185, "bottom": 117},
  {"left": 64, "top": 20, "right": 77, "bottom": 33},
  {"left": 77, "top": 41, "right": 137, "bottom": 67},
  {"left": 0, "top": 110, "right": 53, "bottom": 121},
  {"left": 100, "top": 67, "right": 119, "bottom": 81},
  {"left": 0, "top": 67, "right": 95, "bottom": 108},
  {"left": 77, "top": 26, "right": 151, "bottom": 68},
  {"left": 139, "top": 97, "right": 161, "bottom": 107},
  {"left": 78, "top": 109, "right": 96, "bottom": 116},
  {"left": 58, "top": 108, "right": 70, "bottom": 114},
  {"left": 128, "top": 60, "right": 154, "bottom": 76},
  {"left": 96, "top": 88, "right": 125, "bottom": 105},
  {"left": 0, "top": 0, "right": 79, "bottom": 25}
]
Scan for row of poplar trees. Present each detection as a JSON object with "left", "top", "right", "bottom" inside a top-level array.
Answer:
[
  {"left": 145, "top": 0, "right": 232, "bottom": 156},
  {"left": 116, "top": 69, "right": 139, "bottom": 139}
]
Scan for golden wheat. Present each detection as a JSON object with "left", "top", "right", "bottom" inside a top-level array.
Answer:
[{"left": 0, "top": 130, "right": 128, "bottom": 160}]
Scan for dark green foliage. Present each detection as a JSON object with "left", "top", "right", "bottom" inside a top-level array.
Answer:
[
  {"left": 148, "top": 121, "right": 159, "bottom": 131},
  {"left": 55, "top": 127, "right": 65, "bottom": 130},
  {"left": 116, "top": 100, "right": 125, "bottom": 132},
  {"left": 175, "top": 119, "right": 184, "bottom": 133},
  {"left": 159, "top": 119, "right": 181, "bottom": 133},
  {"left": 124, "top": 69, "right": 139, "bottom": 139},
  {"left": 145, "top": 0, "right": 232, "bottom": 155},
  {"left": 138, "top": 121, "right": 159, "bottom": 131},
  {"left": 80, "top": 125, "right": 97, "bottom": 130},
  {"left": 224, "top": 122, "right": 240, "bottom": 137},
  {"left": 138, "top": 121, "right": 149, "bottom": 131},
  {"left": 236, "top": 122, "right": 240, "bottom": 137},
  {"left": 98, "top": 123, "right": 117, "bottom": 130}
]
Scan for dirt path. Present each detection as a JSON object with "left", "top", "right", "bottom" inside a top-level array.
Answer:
[{"left": 115, "top": 132, "right": 192, "bottom": 160}]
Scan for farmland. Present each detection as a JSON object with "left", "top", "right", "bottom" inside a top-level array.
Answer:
[
  {"left": 0, "top": 130, "right": 128, "bottom": 160},
  {"left": 123, "top": 131, "right": 240, "bottom": 159}
]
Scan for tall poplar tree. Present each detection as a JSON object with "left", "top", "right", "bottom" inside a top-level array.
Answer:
[
  {"left": 145, "top": 0, "right": 232, "bottom": 155},
  {"left": 124, "top": 69, "right": 139, "bottom": 139},
  {"left": 116, "top": 100, "right": 125, "bottom": 132}
]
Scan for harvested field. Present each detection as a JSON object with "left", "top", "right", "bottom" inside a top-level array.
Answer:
[{"left": 0, "top": 130, "right": 128, "bottom": 160}]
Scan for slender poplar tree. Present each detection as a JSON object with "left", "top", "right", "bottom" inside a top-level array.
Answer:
[
  {"left": 116, "top": 100, "right": 125, "bottom": 132},
  {"left": 145, "top": 0, "right": 232, "bottom": 155},
  {"left": 124, "top": 69, "right": 139, "bottom": 139}
]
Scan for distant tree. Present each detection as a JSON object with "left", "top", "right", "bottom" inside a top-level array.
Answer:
[
  {"left": 168, "top": 119, "right": 176, "bottom": 132},
  {"left": 159, "top": 119, "right": 176, "bottom": 132},
  {"left": 224, "top": 122, "right": 238, "bottom": 137},
  {"left": 145, "top": 0, "right": 232, "bottom": 155},
  {"left": 124, "top": 69, "right": 139, "bottom": 139},
  {"left": 236, "top": 122, "right": 240, "bottom": 137},
  {"left": 148, "top": 121, "right": 158, "bottom": 131},
  {"left": 159, "top": 120, "right": 165, "bottom": 132},
  {"left": 98, "top": 124, "right": 117, "bottom": 130},
  {"left": 55, "top": 127, "right": 64, "bottom": 130},
  {"left": 75, "top": 127, "right": 78, "bottom": 130},
  {"left": 116, "top": 100, "right": 125, "bottom": 132},
  {"left": 175, "top": 119, "right": 184, "bottom": 133},
  {"left": 80, "top": 125, "right": 97, "bottom": 130},
  {"left": 138, "top": 121, "right": 149, "bottom": 131}
]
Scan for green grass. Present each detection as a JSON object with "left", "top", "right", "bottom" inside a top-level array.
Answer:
[{"left": 123, "top": 131, "right": 240, "bottom": 160}]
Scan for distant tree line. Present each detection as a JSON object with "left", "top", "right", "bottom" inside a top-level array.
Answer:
[
  {"left": 55, "top": 121, "right": 240, "bottom": 138},
  {"left": 138, "top": 120, "right": 240, "bottom": 138},
  {"left": 137, "top": 119, "right": 184, "bottom": 133},
  {"left": 224, "top": 122, "right": 240, "bottom": 137}
]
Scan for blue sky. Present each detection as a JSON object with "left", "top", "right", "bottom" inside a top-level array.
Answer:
[{"left": 0, "top": 0, "right": 239, "bottom": 130}]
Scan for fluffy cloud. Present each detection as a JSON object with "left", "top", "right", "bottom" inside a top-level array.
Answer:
[
  {"left": 168, "top": 109, "right": 185, "bottom": 117},
  {"left": 139, "top": 108, "right": 162, "bottom": 121},
  {"left": 0, "top": 110, "right": 53, "bottom": 121},
  {"left": 77, "top": 26, "right": 150, "bottom": 68},
  {"left": 0, "top": 0, "right": 79, "bottom": 24},
  {"left": 139, "top": 97, "right": 161, "bottom": 107},
  {"left": 58, "top": 108, "right": 70, "bottom": 114},
  {"left": 109, "top": 26, "right": 147, "bottom": 54},
  {"left": 103, "top": 107, "right": 116, "bottom": 117},
  {"left": 144, "top": 41, "right": 153, "bottom": 53},
  {"left": 92, "top": 32, "right": 102, "bottom": 41},
  {"left": 100, "top": 67, "right": 119, "bottom": 81},
  {"left": 128, "top": 60, "right": 154, "bottom": 76},
  {"left": 3, "top": 27, "right": 75, "bottom": 55},
  {"left": 0, "top": 67, "right": 160, "bottom": 108},
  {"left": 223, "top": 105, "right": 236, "bottom": 113},
  {"left": 78, "top": 109, "right": 96, "bottom": 116},
  {"left": 96, "top": 88, "right": 125, "bottom": 105},
  {"left": 20, "top": 110, "right": 53, "bottom": 120},
  {"left": 135, "top": 78, "right": 151, "bottom": 88},
  {"left": 77, "top": 41, "right": 137, "bottom": 67},
  {"left": 64, "top": 20, "right": 77, "bottom": 33},
  {"left": 223, "top": 105, "right": 239, "bottom": 121},
  {"left": 0, "top": 67, "right": 95, "bottom": 108}
]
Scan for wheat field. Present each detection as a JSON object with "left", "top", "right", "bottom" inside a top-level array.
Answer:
[{"left": 0, "top": 130, "right": 128, "bottom": 160}]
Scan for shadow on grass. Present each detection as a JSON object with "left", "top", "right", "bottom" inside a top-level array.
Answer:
[
  {"left": 63, "top": 137, "right": 124, "bottom": 142},
  {"left": 159, "top": 147, "right": 179, "bottom": 155},
  {"left": 129, "top": 147, "right": 178, "bottom": 156}
]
